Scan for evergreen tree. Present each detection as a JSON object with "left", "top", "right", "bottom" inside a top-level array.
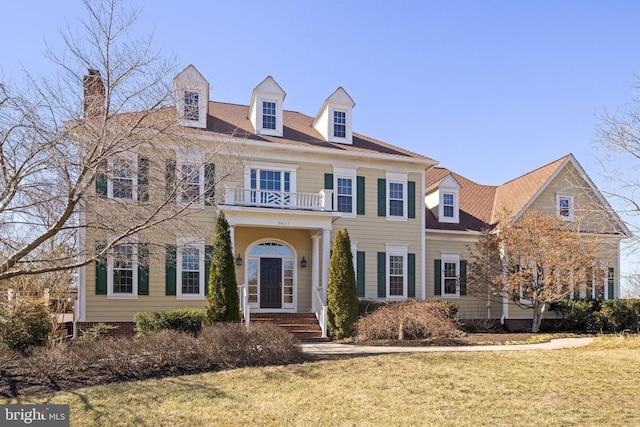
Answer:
[
  {"left": 207, "top": 212, "right": 240, "bottom": 322},
  {"left": 327, "top": 229, "right": 359, "bottom": 338}
]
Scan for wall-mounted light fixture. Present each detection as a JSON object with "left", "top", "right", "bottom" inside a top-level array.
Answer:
[
  {"left": 235, "top": 254, "right": 243, "bottom": 266},
  {"left": 300, "top": 256, "right": 307, "bottom": 268}
]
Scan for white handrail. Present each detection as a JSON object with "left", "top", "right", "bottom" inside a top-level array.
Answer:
[
  {"left": 312, "top": 286, "right": 328, "bottom": 338},
  {"left": 238, "top": 283, "right": 250, "bottom": 329}
]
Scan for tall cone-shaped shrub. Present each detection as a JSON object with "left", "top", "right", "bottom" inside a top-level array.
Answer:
[
  {"left": 327, "top": 229, "right": 359, "bottom": 339},
  {"left": 207, "top": 212, "right": 240, "bottom": 322}
]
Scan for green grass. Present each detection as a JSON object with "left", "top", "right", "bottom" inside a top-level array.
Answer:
[{"left": 4, "top": 336, "right": 640, "bottom": 426}]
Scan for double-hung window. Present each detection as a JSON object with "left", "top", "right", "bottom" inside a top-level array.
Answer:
[
  {"left": 180, "top": 164, "right": 201, "bottom": 202},
  {"left": 386, "top": 245, "right": 408, "bottom": 299},
  {"left": 443, "top": 193, "right": 455, "bottom": 218},
  {"left": 389, "top": 182, "right": 405, "bottom": 217},
  {"left": 107, "top": 242, "right": 138, "bottom": 298},
  {"left": 441, "top": 253, "right": 460, "bottom": 297},
  {"left": 337, "top": 177, "right": 353, "bottom": 213},
  {"left": 184, "top": 91, "right": 199, "bottom": 120},
  {"left": 333, "top": 110, "right": 346, "bottom": 138},
  {"left": 263, "top": 101, "right": 276, "bottom": 130},
  {"left": 110, "top": 157, "right": 136, "bottom": 200},
  {"left": 177, "top": 238, "right": 205, "bottom": 299}
]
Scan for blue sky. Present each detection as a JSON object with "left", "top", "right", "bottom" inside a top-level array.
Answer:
[{"left": 2, "top": 1, "right": 640, "bottom": 272}]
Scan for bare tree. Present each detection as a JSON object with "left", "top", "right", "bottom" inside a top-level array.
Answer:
[
  {"left": 0, "top": 0, "right": 225, "bottom": 284},
  {"left": 467, "top": 211, "right": 602, "bottom": 332}
]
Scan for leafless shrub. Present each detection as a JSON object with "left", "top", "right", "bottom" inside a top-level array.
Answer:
[
  {"left": 356, "top": 300, "right": 465, "bottom": 341},
  {"left": 460, "top": 318, "right": 501, "bottom": 333}
]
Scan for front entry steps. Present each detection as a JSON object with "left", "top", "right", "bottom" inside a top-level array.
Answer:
[{"left": 248, "top": 313, "right": 331, "bottom": 343}]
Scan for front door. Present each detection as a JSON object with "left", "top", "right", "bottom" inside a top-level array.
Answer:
[{"left": 260, "top": 257, "right": 282, "bottom": 308}]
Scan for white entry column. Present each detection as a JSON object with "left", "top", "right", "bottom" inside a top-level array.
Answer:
[
  {"left": 311, "top": 235, "right": 320, "bottom": 290},
  {"left": 321, "top": 228, "right": 331, "bottom": 302}
]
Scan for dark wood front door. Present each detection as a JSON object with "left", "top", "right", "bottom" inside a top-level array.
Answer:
[{"left": 260, "top": 258, "right": 282, "bottom": 308}]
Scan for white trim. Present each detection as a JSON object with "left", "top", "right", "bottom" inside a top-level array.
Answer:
[
  {"left": 107, "top": 237, "right": 139, "bottom": 300},
  {"left": 245, "top": 238, "right": 298, "bottom": 312},
  {"left": 421, "top": 169, "right": 426, "bottom": 301},
  {"left": 439, "top": 189, "right": 459, "bottom": 223},
  {"left": 440, "top": 253, "right": 461, "bottom": 298},
  {"left": 176, "top": 237, "right": 205, "bottom": 300},
  {"left": 107, "top": 153, "right": 138, "bottom": 202},
  {"left": 175, "top": 152, "right": 205, "bottom": 207},
  {"left": 333, "top": 166, "right": 357, "bottom": 216},
  {"left": 386, "top": 244, "right": 409, "bottom": 300},
  {"left": 386, "top": 172, "right": 408, "bottom": 221},
  {"left": 556, "top": 193, "right": 575, "bottom": 221}
]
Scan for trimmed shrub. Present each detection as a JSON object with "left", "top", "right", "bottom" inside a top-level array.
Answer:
[
  {"left": 356, "top": 300, "right": 464, "bottom": 341},
  {"left": 327, "top": 229, "right": 359, "bottom": 339},
  {"left": 601, "top": 299, "right": 640, "bottom": 332},
  {"left": 0, "top": 301, "right": 51, "bottom": 354},
  {"left": 207, "top": 212, "right": 240, "bottom": 323},
  {"left": 431, "top": 300, "right": 459, "bottom": 318},
  {"left": 134, "top": 308, "right": 206, "bottom": 337},
  {"left": 79, "top": 323, "right": 119, "bottom": 341}
]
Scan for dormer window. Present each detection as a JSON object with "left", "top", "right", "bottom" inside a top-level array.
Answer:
[
  {"left": 425, "top": 174, "right": 461, "bottom": 224},
  {"left": 173, "top": 65, "right": 209, "bottom": 129},
  {"left": 313, "top": 87, "right": 355, "bottom": 144},
  {"left": 334, "top": 111, "right": 346, "bottom": 138},
  {"left": 263, "top": 101, "right": 277, "bottom": 130},
  {"left": 184, "top": 92, "right": 199, "bottom": 120},
  {"left": 249, "top": 76, "right": 286, "bottom": 137}
]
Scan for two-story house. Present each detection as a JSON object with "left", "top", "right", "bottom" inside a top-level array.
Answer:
[{"left": 75, "top": 65, "right": 628, "bottom": 336}]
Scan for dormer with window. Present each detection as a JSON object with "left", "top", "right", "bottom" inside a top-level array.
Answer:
[
  {"left": 249, "top": 76, "right": 286, "bottom": 137},
  {"left": 313, "top": 87, "right": 355, "bottom": 144},
  {"left": 425, "top": 174, "right": 460, "bottom": 224},
  {"left": 174, "top": 65, "right": 209, "bottom": 129}
]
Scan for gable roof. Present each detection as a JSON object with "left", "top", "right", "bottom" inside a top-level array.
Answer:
[
  {"left": 176, "top": 101, "right": 435, "bottom": 162},
  {"left": 426, "top": 154, "right": 630, "bottom": 236}
]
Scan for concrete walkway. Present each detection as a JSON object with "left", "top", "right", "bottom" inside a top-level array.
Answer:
[{"left": 301, "top": 337, "right": 595, "bottom": 356}]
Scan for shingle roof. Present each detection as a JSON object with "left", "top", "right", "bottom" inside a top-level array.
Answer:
[
  {"left": 425, "top": 167, "right": 497, "bottom": 231},
  {"left": 173, "top": 101, "right": 435, "bottom": 162},
  {"left": 426, "top": 155, "right": 571, "bottom": 232}
]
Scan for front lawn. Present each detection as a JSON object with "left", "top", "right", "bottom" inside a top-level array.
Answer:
[{"left": 3, "top": 335, "right": 639, "bottom": 426}]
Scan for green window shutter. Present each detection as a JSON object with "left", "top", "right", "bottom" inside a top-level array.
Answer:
[
  {"left": 434, "top": 259, "right": 442, "bottom": 296},
  {"left": 204, "top": 163, "right": 215, "bottom": 206},
  {"left": 408, "top": 181, "right": 416, "bottom": 219},
  {"left": 324, "top": 173, "right": 334, "bottom": 190},
  {"left": 165, "top": 244, "right": 177, "bottom": 296},
  {"left": 95, "top": 241, "right": 107, "bottom": 295},
  {"left": 408, "top": 253, "right": 416, "bottom": 298},
  {"left": 377, "top": 252, "right": 386, "bottom": 297},
  {"left": 204, "top": 245, "right": 213, "bottom": 296},
  {"left": 356, "top": 251, "right": 366, "bottom": 297},
  {"left": 377, "top": 178, "right": 386, "bottom": 217},
  {"left": 165, "top": 159, "right": 176, "bottom": 201},
  {"left": 138, "top": 243, "right": 149, "bottom": 295},
  {"left": 608, "top": 267, "right": 615, "bottom": 299},
  {"left": 357, "top": 176, "right": 365, "bottom": 215},
  {"left": 138, "top": 156, "right": 149, "bottom": 202},
  {"left": 460, "top": 260, "right": 467, "bottom": 296},
  {"left": 95, "top": 159, "right": 108, "bottom": 197}
]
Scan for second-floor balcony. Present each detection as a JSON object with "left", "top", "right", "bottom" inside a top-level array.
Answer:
[{"left": 224, "top": 184, "right": 333, "bottom": 211}]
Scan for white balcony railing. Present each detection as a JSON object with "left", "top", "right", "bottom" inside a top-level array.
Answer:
[{"left": 225, "top": 185, "right": 333, "bottom": 211}]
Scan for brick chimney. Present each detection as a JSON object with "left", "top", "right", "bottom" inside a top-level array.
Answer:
[{"left": 83, "top": 69, "right": 105, "bottom": 118}]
